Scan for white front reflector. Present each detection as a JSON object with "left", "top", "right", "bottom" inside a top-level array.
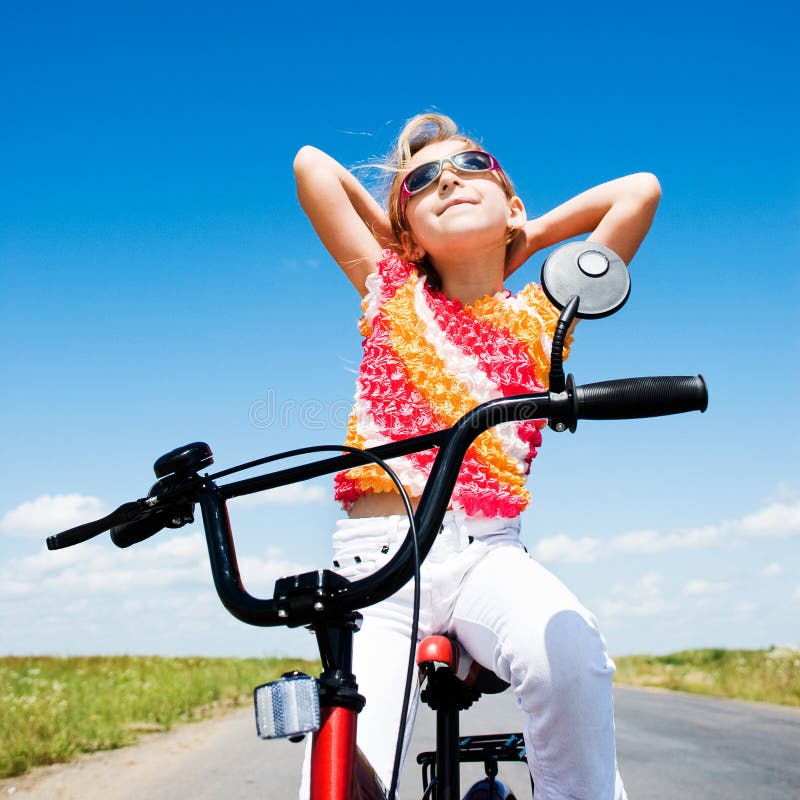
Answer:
[{"left": 254, "top": 674, "right": 320, "bottom": 740}]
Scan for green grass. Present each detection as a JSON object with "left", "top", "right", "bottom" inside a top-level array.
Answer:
[
  {"left": 0, "top": 655, "right": 318, "bottom": 779},
  {"left": 614, "top": 646, "right": 800, "bottom": 707},
  {"left": 4, "top": 649, "right": 798, "bottom": 780}
]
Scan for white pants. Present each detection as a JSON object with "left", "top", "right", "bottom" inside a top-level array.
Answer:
[{"left": 300, "top": 511, "right": 627, "bottom": 800}]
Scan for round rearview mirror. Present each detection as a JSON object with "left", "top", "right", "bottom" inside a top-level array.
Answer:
[{"left": 540, "top": 242, "right": 630, "bottom": 319}]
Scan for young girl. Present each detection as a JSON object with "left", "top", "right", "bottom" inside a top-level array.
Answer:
[{"left": 294, "top": 113, "right": 660, "bottom": 799}]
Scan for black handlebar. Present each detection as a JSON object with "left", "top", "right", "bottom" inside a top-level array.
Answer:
[{"left": 46, "top": 375, "right": 708, "bottom": 628}]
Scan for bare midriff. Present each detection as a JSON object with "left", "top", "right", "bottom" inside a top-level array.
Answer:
[{"left": 348, "top": 492, "right": 425, "bottom": 519}]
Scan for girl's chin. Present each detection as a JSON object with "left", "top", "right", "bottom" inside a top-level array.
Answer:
[{"left": 433, "top": 221, "right": 507, "bottom": 244}]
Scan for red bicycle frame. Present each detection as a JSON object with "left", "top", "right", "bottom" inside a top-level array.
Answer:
[{"left": 311, "top": 706, "right": 359, "bottom": 798}]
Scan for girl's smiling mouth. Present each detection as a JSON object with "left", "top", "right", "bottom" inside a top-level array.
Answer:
[{"left": 439, "top": 198, "right": 475, "bottom": 215}]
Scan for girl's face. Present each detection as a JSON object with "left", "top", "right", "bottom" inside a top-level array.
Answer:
[{"left": 401, "top": 139, "right": 524, "bottom": 262}]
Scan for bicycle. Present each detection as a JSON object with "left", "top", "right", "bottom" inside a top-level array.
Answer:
[{"left": 47, "top": 242, "right": 708, "bottom": 799}]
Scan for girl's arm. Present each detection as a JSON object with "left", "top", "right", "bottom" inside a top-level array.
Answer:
[
  {"left": 505, "top": 172, "right": 662, "bottom": 278},
  {"left": 294, "top": 146, "right": 392, "bottom": 297}
]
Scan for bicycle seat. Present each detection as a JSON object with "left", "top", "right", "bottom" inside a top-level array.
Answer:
[{"left": 417, "top": 635, "right": 509, "bottom": 695}]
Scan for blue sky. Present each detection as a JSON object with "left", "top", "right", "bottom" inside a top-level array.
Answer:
[{"left": 1, "top": 1, "right": 798, "bottom": 659}]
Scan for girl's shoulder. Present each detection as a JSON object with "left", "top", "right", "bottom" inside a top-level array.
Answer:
[
  {"left": 366, "top": 248, "right": 420, "bottom": 302},
  {"left": 358, "top": 248, "right": 420, "bottom": 334},
  {"left": 375, "top": 247, "right": 418, "bottom": 286}
]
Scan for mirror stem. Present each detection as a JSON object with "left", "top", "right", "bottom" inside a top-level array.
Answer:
[{"left": 548, "top": 295, "right": 579, "bottom": 394}]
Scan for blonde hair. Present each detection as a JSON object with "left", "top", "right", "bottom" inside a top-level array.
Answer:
[{"left": 383, "top": 113, "right": 519, "bottom": 287}]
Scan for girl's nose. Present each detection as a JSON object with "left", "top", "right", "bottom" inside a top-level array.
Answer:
[{"left": 438, "top": 167, "right": 462, "bottom": 192}]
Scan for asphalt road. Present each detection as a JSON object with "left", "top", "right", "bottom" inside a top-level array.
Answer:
[
  {"left": 8, "top": 686, "right": 799, "bottom": 798},
  {"left": 613, "top": 686, "right": 800, "bottom": 798}
]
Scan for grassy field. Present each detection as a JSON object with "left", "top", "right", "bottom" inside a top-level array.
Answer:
[
  {"left": 3, "top": 648, "right": 798, "bottom": 780},
  {"left": 614, "top": 646, "right": 800, "bottom": 707},
  {"left": 0, "top": 655, "right": 318, "bottom": 779}
]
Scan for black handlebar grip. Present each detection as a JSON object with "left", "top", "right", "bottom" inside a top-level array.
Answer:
[
  {"left": 110, "top": 512, "right": 169, "bottom": 548},
  {"left": 47, "top": 516, "right": 119, "bottom": 550},
  {"left": 575, "top": 375, "right": 708, "bottom": 420},
  {"left": 47, "top": 501, "right": 144, "bottom": 550}
]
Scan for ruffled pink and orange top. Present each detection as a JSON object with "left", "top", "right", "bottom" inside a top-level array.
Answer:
[{"left": 334, "top": 249, "right": 569, "bottom": 519}]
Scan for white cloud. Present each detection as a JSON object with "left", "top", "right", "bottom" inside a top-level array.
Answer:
[
  {"left": 639, "top": 573, "right": 666, "bottom": 596},
  {"left": 0, "top": 531, "right": 312, "bottom": 600},
  {"left": 793, "top": 586, "right": 800, "bottom": 603},
  {"left": 613, "top": 573, "right": 665, "bottom": 599},
  {"left": 597, "top": 573, "right": 679, "bottom": 618},
  {"left": 761, "top": 562, "right": 784, "bottom": 577},
  {"left": 532, "top": 495, "right": 800, "bottom": 564},
  {"left": 0, "top": 481, "right": 326, "bottom": 541},
  {"left": 531, "top": 534, "right": 602, "bottom": 564},
  {"left": 766, "top": 484, "right": 800, "bottom": 503},
  {"left": 238, "top": 552, "right": 316, "bottom": 592},
  {"left": 230, "top": 483, "right": 327, "bottom": 507},
  {"left": 0, "top": 483, "right": 323, "bottom": 656},
  {"left": 682, "top": 579, "right": 731, "bottom": 596},
  {"left": 151, "top": 532, "right": 207, "bottom": 560},
  {"left": 733, "top": 602, "right": 756, "bottom": 620},
  {"left": 604, "top": 529, "right": 663, "bottom": 554},
  {"left": 736, "top": 502, "right": 800, "bottom": 538},
  {"left": 0, "top": 494, "right": 107, "bottom": 539},
  {"left": 0, "top": 535, "right": 201, "bottom": 598}
]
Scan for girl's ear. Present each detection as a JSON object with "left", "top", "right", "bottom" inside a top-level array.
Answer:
[
  {"left": 506, "top": 195, "right": 526, "bottom": 231},
  {"left": 400, "top": 230, "right": 426, "bottom": 262}
]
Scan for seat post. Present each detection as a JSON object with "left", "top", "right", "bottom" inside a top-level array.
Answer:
[
  {"left": 417, "top": 635, "right": 510, "bottom": 799},
  {"left": 435, "top": 693, "right": 461, "bottom": 800}
]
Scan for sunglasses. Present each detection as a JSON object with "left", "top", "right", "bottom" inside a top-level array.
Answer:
[{"left": 399, "top": 150, "right": 507, "bottom": 211}]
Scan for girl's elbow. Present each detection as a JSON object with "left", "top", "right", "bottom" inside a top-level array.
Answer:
[
  {"left": 636, "top": 172, "right": 662, "bottom": 204},
  {"left": 293, "top": 145, "right": 320, "bottom": 176}
]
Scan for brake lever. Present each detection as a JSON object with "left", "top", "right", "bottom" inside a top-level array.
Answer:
[
  {"left": 109, "top": 478, "right": 197, "bottom": 548},
  {"left": 46, "top": 443, "right": 212, "bottom": 553}
]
